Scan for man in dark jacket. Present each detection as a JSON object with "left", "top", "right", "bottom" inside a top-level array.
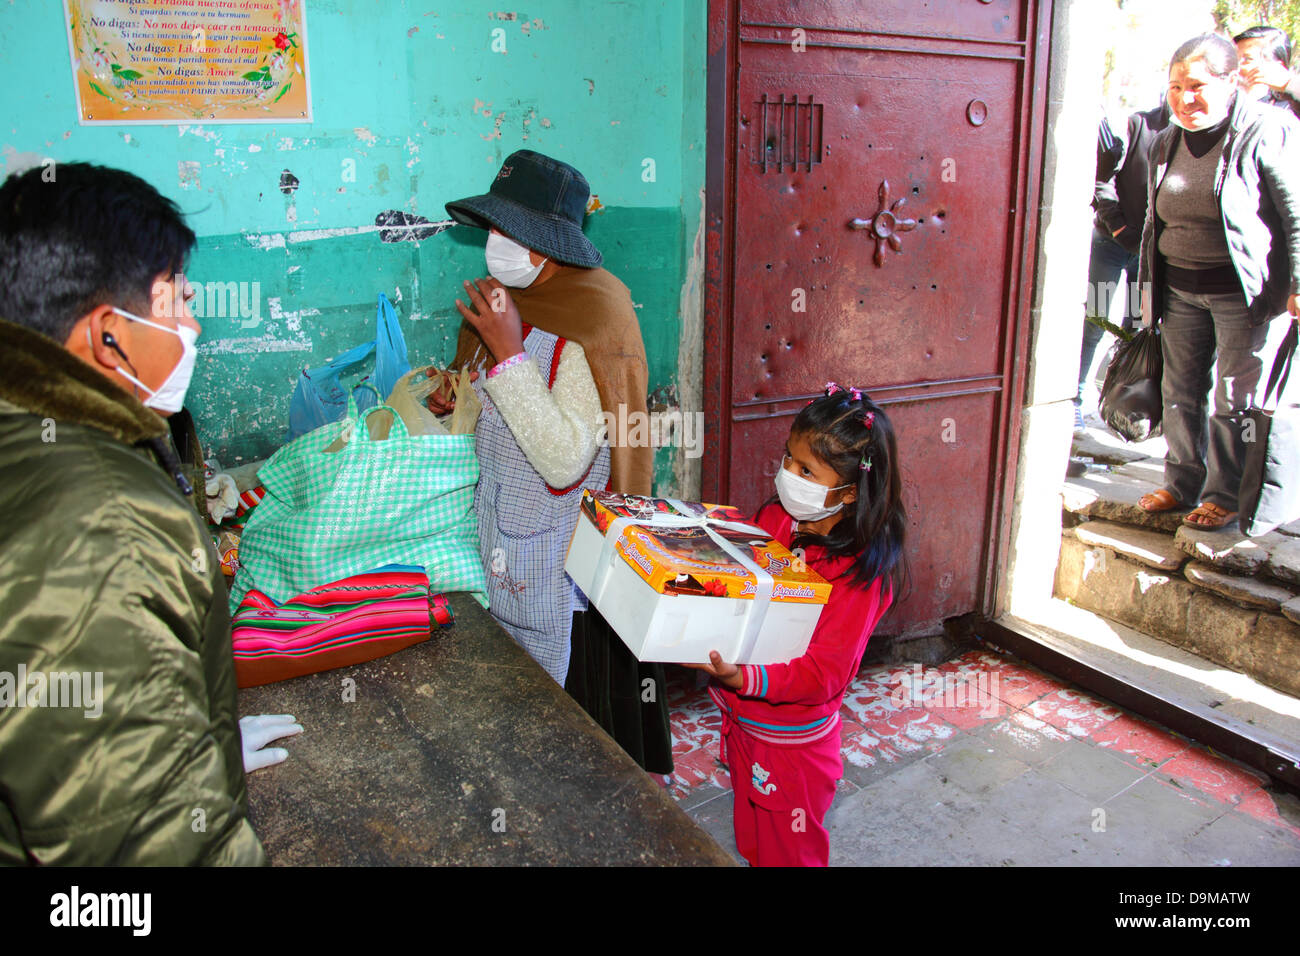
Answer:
[
  {"left": 1235, "top": 25, "right": 1300, "bottom": 120},
  {"left": 0, "top": 163, "right": 268, "bottom": 864},
  {"left": 1076, "top": 102, "right": 1170, "bottom": 426}
]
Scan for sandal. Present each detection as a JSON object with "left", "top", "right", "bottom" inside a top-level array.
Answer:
[
  {"left": 1138, "top": 488, "right": 1182, "bottom": 513},
  {"left": 1183, "top": 502, "right": 1237, "bottom": 530}
]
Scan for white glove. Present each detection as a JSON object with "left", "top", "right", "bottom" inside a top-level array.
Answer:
[
  {"left": 240, "top": 713, "right": 304, "bottom": 773},
  {"left": 205, "top": 473, "right": 240, "bottom": 523}
]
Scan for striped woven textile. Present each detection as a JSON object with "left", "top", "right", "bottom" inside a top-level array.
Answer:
[
  {"left": 231, "top": 564, "right": 452, "bottom": 687},
  {"left": 234, "top": 485, "right": 266, "bottom": 519}
]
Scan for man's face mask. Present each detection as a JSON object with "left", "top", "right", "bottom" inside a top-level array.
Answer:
[
  {"left": 90, "top": 307, "right": 199, "bottom": 413},
  {"left": 485, "top": 232, "right": 547, "bottom": 287}
]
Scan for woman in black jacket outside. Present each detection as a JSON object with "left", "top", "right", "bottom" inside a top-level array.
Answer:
[{"left": 1136, "top": 33, "right": 1300, "bottom": 531}]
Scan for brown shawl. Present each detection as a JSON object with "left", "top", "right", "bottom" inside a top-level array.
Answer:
[{"left": 452, "top": 265, "right": 653, "bottom": 496}]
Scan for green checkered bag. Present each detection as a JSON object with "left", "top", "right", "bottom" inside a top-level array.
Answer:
[{"left": 229, "top": 393, "right": 487, "bottom": 614}]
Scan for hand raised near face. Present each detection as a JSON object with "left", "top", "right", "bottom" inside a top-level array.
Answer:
[{"left": 455, "top": 276, "right": 525, "bottom": 366}]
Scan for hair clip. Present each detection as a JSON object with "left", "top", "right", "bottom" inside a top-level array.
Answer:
[
  {"left": 859, "top": 452, "right": 873, "bottom": 472},
  {"left": 849, "top": 386, "right": 862, "bottom": 402},
  {"left": 824, "top": 382, "right": 841, "bottom": 396},
  {"left": 863, "top": 411, "right": 875, "bottom": 430}
]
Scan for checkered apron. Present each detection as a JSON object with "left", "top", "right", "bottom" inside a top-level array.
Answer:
[{"left": 474, "top": 327, "right": 611, "bottom": 684}]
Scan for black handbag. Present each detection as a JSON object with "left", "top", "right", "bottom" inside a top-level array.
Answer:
[
  {"left": 1239, "top": 321, "right": 1299, "bottom": 537},
  {"left": 1099, "top": 325, "right": 1164, "bottom": 442}
]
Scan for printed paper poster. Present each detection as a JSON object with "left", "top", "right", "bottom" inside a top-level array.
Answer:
[{"left": 64, "top": 0, "right": 312, "bottom": 124}]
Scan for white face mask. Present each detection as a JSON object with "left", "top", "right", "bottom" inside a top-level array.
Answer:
[
  {"left": 774, "top": 456, "right": 852, "bottom": 522},
  {"left": 485, "top": 232, "right": 547, "bottom": 287},
  {"left": 95, "top": 307, "right": 199, "bottom": 413}
]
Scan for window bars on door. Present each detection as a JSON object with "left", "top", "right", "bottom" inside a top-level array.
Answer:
[{"left": 750, "top": 94, "right": 823, "bottom": 174}]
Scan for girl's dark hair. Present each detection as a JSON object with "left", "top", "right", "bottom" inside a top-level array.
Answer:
[
  {"left": 786, "top": 383, "right": 908, "bottom": 597},
  {"left": 0, "top": 162, "right": 195, "bottom": 343},
  {"left": 1170, "top": 33, "right": 1239, "bottom": 78}
]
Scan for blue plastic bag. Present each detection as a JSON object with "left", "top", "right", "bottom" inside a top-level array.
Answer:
[{"left": 287, "top": 293, "right": 411, "bottom": 442}]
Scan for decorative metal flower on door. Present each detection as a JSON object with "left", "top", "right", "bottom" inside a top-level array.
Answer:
[{"left": 850, "top": 180, "right": 917, "bottom": 267}]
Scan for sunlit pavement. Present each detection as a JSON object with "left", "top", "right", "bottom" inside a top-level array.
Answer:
[{"left": 656, "top": 648, "right": 1300, "bottom": 866}]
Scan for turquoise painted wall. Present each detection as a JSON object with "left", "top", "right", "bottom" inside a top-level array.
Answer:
[{"left": 1, "top": 0, "right": 706, "bottom": 493}]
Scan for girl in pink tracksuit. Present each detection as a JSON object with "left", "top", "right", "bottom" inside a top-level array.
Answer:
[{"left": 689, "top": 384, "right": 908, "bottom": 866}]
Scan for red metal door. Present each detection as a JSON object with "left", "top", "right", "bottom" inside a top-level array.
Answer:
[{"left": 704, "top": 0, "right": 1050, "bottom": 635}]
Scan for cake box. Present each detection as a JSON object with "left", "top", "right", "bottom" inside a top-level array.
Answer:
[{"left": 564, "top": 491, "right": 832, "bottom": 664}]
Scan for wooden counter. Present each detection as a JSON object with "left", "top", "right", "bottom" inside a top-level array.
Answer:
[{"left": 240, "top": 593, "right": 735, "bottom": 866}]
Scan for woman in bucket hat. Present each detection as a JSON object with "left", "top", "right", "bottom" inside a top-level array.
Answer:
[{"left": 434, "top": 149, "right": 671, "bottom": 773}]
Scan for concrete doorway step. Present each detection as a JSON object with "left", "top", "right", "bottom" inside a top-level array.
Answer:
[
  {"left": 984, "top": 600, "right": 1300, "bottom": 792},
  {"left": 1005, "top": 421, "right": 1300, "bottom": 790}
]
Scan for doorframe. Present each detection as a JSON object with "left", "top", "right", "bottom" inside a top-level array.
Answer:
[
  {"left": 702, "top": 0, "right": 1055, "bottom": 626},
  {"left": 702, "top": 0, "right": 738, "bottom": 503}
]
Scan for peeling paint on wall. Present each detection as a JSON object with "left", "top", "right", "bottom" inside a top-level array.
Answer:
[
  {"left": 244, "top": 232, "right": 287, "bottom": 250},
  {"left": 480, "top": 111, "right": 507, "bottom": 141},
  {"left": 675, "top": 187, "right": 706, "bottom": 500},
  {"left": 199, "top": 336, "right": 312, "bottom": 355},
  {"left": 243, "top": 219, "right": 455, "bottom": 248},
  {"left": 177, "top": 124, "right": 220, "bottom": 143}
]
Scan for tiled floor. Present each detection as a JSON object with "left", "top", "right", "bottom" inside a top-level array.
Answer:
[{"left": 654, "top": 645, "right": 1300, "bottom": 866}]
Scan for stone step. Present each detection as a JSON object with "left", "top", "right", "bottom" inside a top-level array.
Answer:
[
  {"left": 1184, "top": 561, "right": 1297, "bottom": 613},
  {"left": 1071, "top": 520, "right": 1188, "bottom": 571},
  {"left": 1285, "top": 597, "right": 1300, "bottom": 626},
  {"left": 1174, "top": 525, "right": 1298, "bottom": 578},
  {"left": 1268, "top": 536, "right": 1300, "bottom": 587},
  {"left": 1062, "top": 459, "right": 1185, "bottom": 532},
  {"left": 1069, "top": 429, "right": 1154, "bottom": 466},
  {"left": 1056, "top": 533, "right": 1300, "bottom": 699},
  {"left": 1063, "top": 462, "right": 1300, "bottom": 541}
]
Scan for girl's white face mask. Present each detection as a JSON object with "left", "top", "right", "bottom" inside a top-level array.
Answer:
[
  {"left": 485, "top": 232, "right": 547, "bottom": 287},
  {"left": 92, "top": 307, "right": 199, "bottom": 413},
  {"left": 774, "top": 455, "right": 851, "bottom": 522}
]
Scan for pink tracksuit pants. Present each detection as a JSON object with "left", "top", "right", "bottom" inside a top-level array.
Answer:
[{"left": 721, "top": 719, "right": 843, "bottom": 867}]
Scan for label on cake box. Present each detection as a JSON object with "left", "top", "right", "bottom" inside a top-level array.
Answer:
[{"left": 579, "top": 491, "right": 831, "bottom": 604}]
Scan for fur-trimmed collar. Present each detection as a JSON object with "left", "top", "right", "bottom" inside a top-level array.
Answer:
[{"left": 0, "top": 316, "right": 168, "bottom": 445}]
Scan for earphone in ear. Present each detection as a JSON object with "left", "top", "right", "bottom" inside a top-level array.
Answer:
[{"left": 101, "top": 331, "right": 133, "bottom": 368}]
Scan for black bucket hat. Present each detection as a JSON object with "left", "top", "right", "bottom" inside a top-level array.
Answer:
[{"left": 444, "top": 149, "right": 602, "bottom": 268}]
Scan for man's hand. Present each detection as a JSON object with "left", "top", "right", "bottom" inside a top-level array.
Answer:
[
  {"left": 455, "top": 276, "right": 525, "bottom": 366},
  {"left": 240, "top": 714, "right": 303, "bottom": 773},
  {"left": 1288, "top": 293, "right": 1299, "bottom": 322},
  {"left": 681, "top": 650, "right": 743, "bottom": 689}
]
